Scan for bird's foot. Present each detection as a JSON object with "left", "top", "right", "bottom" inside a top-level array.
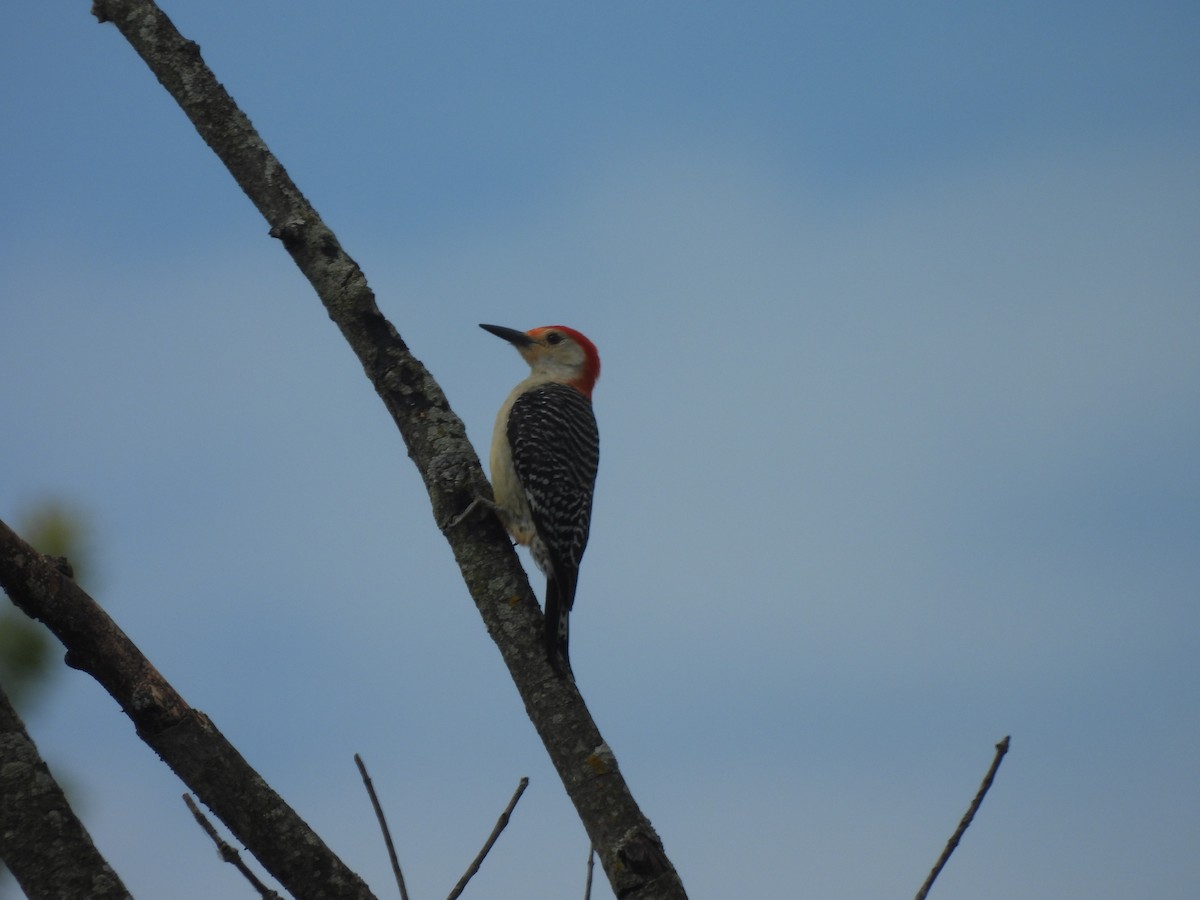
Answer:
[{"left": 444, "top": 493, "right": 501, "bottom": 530}]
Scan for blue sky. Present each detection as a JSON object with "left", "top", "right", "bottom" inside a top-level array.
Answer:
[{"left": 3, "top": 2, "right": 1198, "bottom": 897}]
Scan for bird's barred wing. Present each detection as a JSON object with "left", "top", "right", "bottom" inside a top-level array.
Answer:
[{"left": 506, "top": 383, "right": 600, "bottom": 580}]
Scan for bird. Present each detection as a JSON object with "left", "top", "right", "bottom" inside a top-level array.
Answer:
[{"left": 478, "top": 323, "right": 600, "bottom": 673}]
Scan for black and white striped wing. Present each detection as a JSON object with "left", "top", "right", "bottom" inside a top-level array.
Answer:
[{"left": 506, "top": 382, "right": 600, "bottom": 595}]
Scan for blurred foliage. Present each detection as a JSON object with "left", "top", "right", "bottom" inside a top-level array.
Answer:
[{"left": 0, "top": 502, "right": 91, "bottom": 713}]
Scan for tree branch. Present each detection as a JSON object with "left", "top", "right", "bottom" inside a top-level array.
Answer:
[
  {"left": 915, "top": 736, "right": 1011, "bottom": 900},
  {"left": 447, "top": 777, "right": 529, "bottom": 900},
  {"left": 0, "top": 519, "right": 375, "bottom": 900},
  {"left": 87, "top": 1, "right": 686, "bottom": 896},
  {"left": 585, "top": 846, "right": 596, "bottom": 900},
  {"left": 354, "top": 754, "right": 410, "bottom": 900},
  {"left": 0, "top": 681, "right": 132, "bottom": 899},
  {"left": 183, "top": 794, "right": 283, "bottom": 900}
]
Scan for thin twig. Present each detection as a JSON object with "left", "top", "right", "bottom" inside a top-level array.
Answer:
[
  {"left": 446, "top": 777, "right": 530, "bottom": 900},
  {"left": 182, "top": 794, "right": 282, "bottom": 899},
  {"left": 354, "top": 754, "right": 410, "bottom": 900},
  {"left": 915, "top": 735, "right": 1011, "bottom": 900},
  {"left": 584, "top": 845, "right": 595, "bottom": 900}
]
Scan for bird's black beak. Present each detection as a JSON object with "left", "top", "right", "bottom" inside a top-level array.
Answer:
[{"left": 479, "top": 323, "right": 535, "bottom": 347}]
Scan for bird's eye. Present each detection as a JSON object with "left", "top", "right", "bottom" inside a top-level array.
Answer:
[{"left": 546, "top": 331, "right": 563, "bottom": 345}]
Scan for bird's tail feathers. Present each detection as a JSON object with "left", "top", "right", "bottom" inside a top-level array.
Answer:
[{"left": 544, "top": 574, "right": 574, "bottom": 675}]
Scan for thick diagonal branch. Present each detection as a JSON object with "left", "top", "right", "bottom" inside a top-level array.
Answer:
[
  {"left": 0, "top": 682, "right": 132, "bottom": 899},
  {"left": 0, "top": 519, "right": 375, "bottom": 900},
  {"left": 85, "top": 2, "right": 684, "bottom": 896}
]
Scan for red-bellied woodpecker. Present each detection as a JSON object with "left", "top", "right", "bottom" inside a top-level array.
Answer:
[{"left": 479, "top": 323, "right": 600, "bottom": 673}]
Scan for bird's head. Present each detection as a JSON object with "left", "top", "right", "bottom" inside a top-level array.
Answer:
[{"left": 479, "top": 323, "right": 601, "bottom": 397}]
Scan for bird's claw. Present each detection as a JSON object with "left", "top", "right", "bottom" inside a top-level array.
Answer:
[{"left": 444, "top": 494, "right": 499, "bottom": 530}]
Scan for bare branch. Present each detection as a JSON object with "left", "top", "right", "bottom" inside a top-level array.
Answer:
[
  {"left": 915, "top": 736, "right": 1011, "bottom": 900},
  {"left": 183, "top": 794, "right": 283, "bottom": 900},
  {"left": 0, "top": 519, "right": 376, "bottom": 900},
  {"left": 355, "top": 755, "right": 410, "bottom": 900},
  {"left": 85, "top": 2, "right": 685, "bottom": 896},
  {"left": 0, "top": 682, "right": 132, "bottom": 899},
  {"left": 584, "top": 846, "right": 595, "bottom": 900},
  {"left": 447, "top": 777, "right": 530, "bottom": 900}
]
